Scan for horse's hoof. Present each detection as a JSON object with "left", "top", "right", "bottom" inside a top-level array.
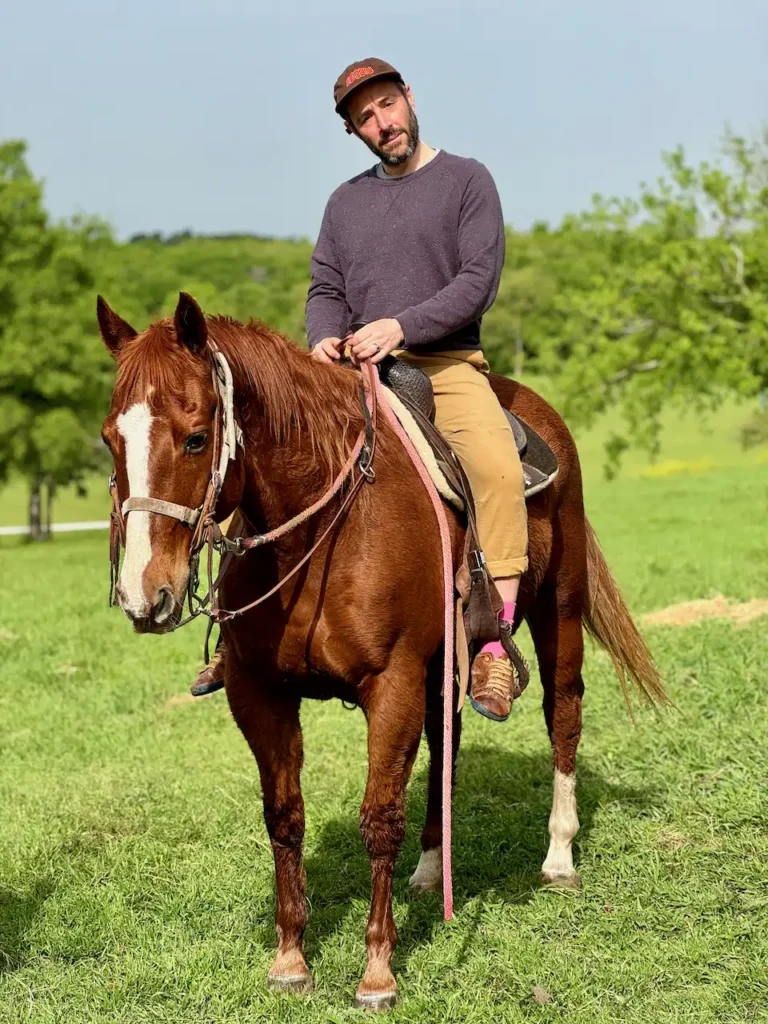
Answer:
[
  {"left": 267, "top": 972, "right": 314, "bottom": 995},
  {"left": 354, "top": 990, "right": 399, "bottom": 1011},
  {"left": 541, "top": 870, "right": 582, "bottom": 890},
  {"left": 409, "top": 847, "right": 442, "bottom": 893}
]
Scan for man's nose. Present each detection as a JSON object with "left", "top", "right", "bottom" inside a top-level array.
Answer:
[{"left": 375, "top": 112, "right": 395, "bottom": 133}]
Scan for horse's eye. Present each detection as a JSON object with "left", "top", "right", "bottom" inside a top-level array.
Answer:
[
  {"left": 183, "top": 431, "right": 209, "bottom": 455},
  {"left": 101, "top": 434, "right": 112, "bottom": 452}
]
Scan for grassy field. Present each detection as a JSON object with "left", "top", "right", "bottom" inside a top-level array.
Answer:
[{"left": 1, "top": 410, "right": 767, "bottom": 1022}]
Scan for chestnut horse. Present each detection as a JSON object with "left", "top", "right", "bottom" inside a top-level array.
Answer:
[{"left": 98, "top": 293, "right": 666, "bottom": 1009}]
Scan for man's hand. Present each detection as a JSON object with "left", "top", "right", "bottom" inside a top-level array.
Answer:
[
  {"left": 311, "top": 336, "right": 344, "bottom": 364},
  {"left": 348, "top": 319, "right": 404, "bottom": 365}
]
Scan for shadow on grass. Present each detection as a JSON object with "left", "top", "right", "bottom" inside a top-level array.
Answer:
[
  {"left": 0, "top": 879, "right": 55, "bottom": 974},
  {"left": 302, "top": 745, "right": 657, "bottom": 970}
]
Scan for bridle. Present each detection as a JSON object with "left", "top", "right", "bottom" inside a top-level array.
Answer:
[{"left": 108, "top": 342, "right": 379, "bottom": 631}]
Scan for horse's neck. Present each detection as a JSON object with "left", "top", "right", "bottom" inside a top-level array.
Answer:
[{"left": 234, "top": 379, "right": 359, "bottom": 537}]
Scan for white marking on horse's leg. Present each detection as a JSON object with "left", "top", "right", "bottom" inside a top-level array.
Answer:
[
  {"left": 541, "top": 770, "right": 581, "bottom": 885},
  {"left": 116, "top": 403, "right": 154, "bottom": 616},
  {"left": 409, "top": 846, "right": 442, "bottom": 892}
]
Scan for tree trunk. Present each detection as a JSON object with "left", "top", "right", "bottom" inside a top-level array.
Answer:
[
  {"left": 45, "top": 478, "right": 56, "bottom": 540},
  {"left": 28, "top": 477, "right": 44, "bottom": 541}
]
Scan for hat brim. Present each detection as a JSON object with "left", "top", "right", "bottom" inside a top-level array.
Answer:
[{"left": 335, "top": 71, "right": 404, "bottom": 116}]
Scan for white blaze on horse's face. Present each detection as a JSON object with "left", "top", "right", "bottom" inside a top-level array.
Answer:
[{"left": 116, "top": 402, "right": 154, "bottom": 616}]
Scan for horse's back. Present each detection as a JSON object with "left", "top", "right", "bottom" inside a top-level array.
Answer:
[{"left": 487, "top": 373, "right": 581, "bottom": 495}]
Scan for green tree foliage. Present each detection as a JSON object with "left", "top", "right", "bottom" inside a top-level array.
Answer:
[
  {"left": 0, "top": 143, "right": 114, "bottom": 536},
  {"left": 1, "top": 131, "right": 767, "bottom": 532},
  {"left": 536, "top": 133, "right": 768, "bottom": 473}
]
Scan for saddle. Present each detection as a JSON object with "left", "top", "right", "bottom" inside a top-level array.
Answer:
[{"left": 377, "top": 355, "right": 558, "bottom": 502}]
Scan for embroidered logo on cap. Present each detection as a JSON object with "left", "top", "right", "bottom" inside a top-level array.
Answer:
[{"left": 346, "top": 66, "right": 375, "bottom": 87}]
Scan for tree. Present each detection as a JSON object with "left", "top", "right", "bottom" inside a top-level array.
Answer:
[
  {"left": 0, "top": 142, "right": 113, "bottom": 536},
  {"left": 534, "top": 132, "right": 768, "bottom": 474}
]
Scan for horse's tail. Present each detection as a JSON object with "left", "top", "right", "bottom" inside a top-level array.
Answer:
[{"left": 583, "top": 518, "right": 671, "bottom": 712}]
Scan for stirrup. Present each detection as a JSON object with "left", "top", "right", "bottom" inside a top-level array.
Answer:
[{"left": 499, "top": 621, "right": 530, "bottom": 696}]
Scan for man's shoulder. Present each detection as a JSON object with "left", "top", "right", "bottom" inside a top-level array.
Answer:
[
  {"left": 438, "top": 152, "right": 496, "bottom": 188},
  {"left": 326, "top": 167, "right": 377, "bottom": 208}
]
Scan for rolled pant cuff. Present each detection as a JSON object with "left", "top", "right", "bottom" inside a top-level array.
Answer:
[{"left": 486, "top": 557, "right": 528, "bottom": 578}]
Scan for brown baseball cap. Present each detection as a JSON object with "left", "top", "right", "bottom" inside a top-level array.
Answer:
[{"left": 333, "top": 58, "right": 404, "bottom": 117}]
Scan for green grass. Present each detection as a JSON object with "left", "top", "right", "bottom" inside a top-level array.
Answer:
[
  {"left": 0, "top": 474, "right": 110, "bottom": 529},
  {"left": 1, "top": 413, "right": 767, "bottom": 1021}
]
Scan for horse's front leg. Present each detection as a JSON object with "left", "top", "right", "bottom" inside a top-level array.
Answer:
[
  {"left": 226, "top": 667, "right": 312, "bottom": 993},
  {"left": 357, "top": 666, "right": 425, "bottom": 1010}
]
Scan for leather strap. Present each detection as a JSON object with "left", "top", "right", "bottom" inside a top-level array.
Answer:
[
  {"left": 209, "top": 362, "right": 378, "bottom": 621},
  {"left": 122, "top": 496, "right": 202, "bottom": 527},
  {"left": 108, "top": 355, "right": 380, "bottom": 639}
]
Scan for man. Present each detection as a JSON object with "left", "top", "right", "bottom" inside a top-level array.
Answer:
[{"left": 306, "top": 58, "right": 528, "bottom": 721}]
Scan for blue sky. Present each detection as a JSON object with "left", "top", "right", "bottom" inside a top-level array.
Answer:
[{"left": 3, "top": 0, "right": 766, "bottom": 240}]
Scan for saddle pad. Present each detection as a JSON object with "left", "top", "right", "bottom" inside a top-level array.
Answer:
[{"left": 382, "top": 388, "right": 465, "bottom": 511}]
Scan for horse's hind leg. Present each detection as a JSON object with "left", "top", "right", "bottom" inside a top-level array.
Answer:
[
  {"left": 357, "top": 666, "right": 425, "bottom": 1010},
  {"left": 410, "top": 655, "right": 461, "bottom": 893},
  {"left": 527, "top": 588, "right": 584, "bottom": 888},
  {"left": 226, "top": 670, "right": 312, "bottom": 993}
]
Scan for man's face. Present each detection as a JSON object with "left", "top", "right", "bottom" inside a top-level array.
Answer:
[{"left": 345, "top": 80, "right": 420, "bottom": 166}]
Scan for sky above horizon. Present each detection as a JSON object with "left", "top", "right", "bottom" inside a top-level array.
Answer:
[{"left": 3, "top": 0, "right": 767, "bottom": 241}]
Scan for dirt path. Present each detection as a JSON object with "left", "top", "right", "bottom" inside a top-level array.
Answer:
[{"left": 642, "top": 594, "right": 768, "bottom": 627}]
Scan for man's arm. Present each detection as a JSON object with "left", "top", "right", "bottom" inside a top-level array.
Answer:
[
  {"left": 393, "top": 162, "right": 505, "bottom": 347},
  {"left": 306, "top": 198, "right": 348, "bottom": 349}
]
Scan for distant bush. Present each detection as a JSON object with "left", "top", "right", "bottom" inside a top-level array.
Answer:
[{"left": 740, "top": 408, "right": 768, "bottom": 450}]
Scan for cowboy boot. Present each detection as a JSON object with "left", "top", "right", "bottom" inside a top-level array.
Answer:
[
  {"left": 469, "top": 623, "right": 529, "bottom": 722},
  {"left": 190, "top": 637, "right": 226, "bottom": 696}
]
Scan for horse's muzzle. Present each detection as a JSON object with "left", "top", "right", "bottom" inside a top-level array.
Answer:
[{"left": 117, "top": 584, "right": 181, "bottom": 634}]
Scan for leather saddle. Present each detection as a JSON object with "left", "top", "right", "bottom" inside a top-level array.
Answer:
[{"left": 376, "top": 354, "right": 558, "bottom": 501}]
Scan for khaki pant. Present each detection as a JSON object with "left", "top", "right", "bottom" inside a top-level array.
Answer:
[{"left": 396, "top": 349, "right": 528, "bottom": 578}]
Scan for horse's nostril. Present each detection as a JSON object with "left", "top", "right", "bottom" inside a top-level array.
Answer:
[{"left": 153, "top": 587, "right": 175, "bottom": 625}]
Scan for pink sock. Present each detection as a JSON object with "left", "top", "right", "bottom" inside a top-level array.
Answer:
[{"left": 480, "top": 601, "right": 516, "bottom": 658}]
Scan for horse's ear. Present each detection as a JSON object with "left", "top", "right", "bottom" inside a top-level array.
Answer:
[
  {"left": 97, "top": 296, "right": 137, "bottom": 355},
  {"left": 174, "top": 292, "right": 208, "bottom": 355}
]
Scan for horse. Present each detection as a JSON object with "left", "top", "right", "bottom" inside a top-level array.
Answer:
[{"left": 98, "top": 292, "right": 667, "bottom": 1010}]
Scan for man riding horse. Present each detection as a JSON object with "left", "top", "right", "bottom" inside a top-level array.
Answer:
[
  {"left": 194, "top": 58, "right": 528, "bottom": 721},
  {"left": 101, "top": 61, "right": 667, "bottom": 1002}
]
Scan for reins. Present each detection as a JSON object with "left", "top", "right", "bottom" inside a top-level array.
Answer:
[{"left": 109, "top": 347, "right": 378, "bottom": 629}]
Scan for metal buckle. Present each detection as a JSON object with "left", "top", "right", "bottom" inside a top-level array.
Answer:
[
  {"left": 213, "top": 532, "right": 246, "bottom": 557},
  {"left": 468, "top": 548, "right": 487, "bottom": 577},
  {"left": 358, "top": 444, "right": 375, "bottom": 482}
]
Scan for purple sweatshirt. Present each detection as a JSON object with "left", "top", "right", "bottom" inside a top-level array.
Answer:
[{"left": 306, "top": 150, "right": 505, "bottom": 352}]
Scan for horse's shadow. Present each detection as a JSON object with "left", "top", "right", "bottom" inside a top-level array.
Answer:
[
  {"left": 301, "top": 744, "right": 657, "bottom": 968},
  {"left": 0, "top": 879, "right": 55, "bottom": 975}
]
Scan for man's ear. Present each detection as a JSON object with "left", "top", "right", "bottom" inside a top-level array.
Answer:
[
  {"left": 97, "top": 296, "right": 138, "bottom": 356},
  {"left": 344, "top": 119, "right": 355, "bottom": 136},
  {"left": 174, "top": 292, "right": 208, "bottom": 354}
]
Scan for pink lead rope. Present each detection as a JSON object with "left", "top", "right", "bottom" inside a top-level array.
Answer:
[{"left": 373, "top": 372, "right": 455, "bottom": 921}]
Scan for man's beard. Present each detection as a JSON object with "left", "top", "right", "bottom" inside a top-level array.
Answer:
[{"left": 363, "top": 105, "right": 420, "bottom": 166}]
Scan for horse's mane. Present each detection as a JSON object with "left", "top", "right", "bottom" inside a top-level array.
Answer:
[{"left": 113, "top": 316, "right": 364, "bottom": 477}]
